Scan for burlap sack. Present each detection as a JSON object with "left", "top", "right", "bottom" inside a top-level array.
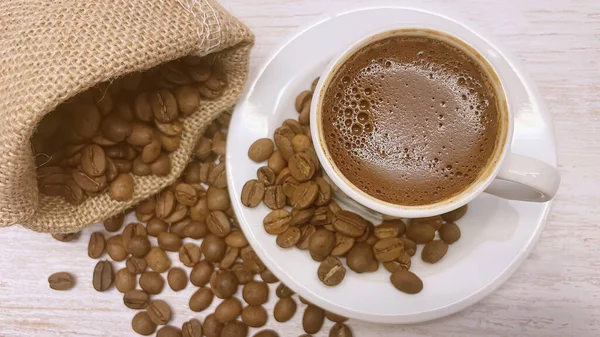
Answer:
[{"left": 0, "top": 0, "right": 254, "bottom": 233}]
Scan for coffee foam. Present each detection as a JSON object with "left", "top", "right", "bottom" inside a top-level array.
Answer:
[{"left": 322, "top": 35, "right": 499, "bottom": 206}]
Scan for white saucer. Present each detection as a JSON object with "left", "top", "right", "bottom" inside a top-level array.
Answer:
[{"left": 227, "top": 6, "right": 557, "bottom": 324}]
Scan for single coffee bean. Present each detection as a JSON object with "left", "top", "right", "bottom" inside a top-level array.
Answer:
[
  {"left": 48, "top": 272, "right": 74, "bottom": 291},
  {"left": 167, "top": 267, "right": 188, "bottom": 291},
  {"left": 109, "top": 173, "right": 134, "bottom": 201},
  {"left": 241, "top": 247, "right": 266, "bottom": 274},
  {"left": 314, "top": 177, "right": 332, "bottom": 206},
  {"left": 207, "top": 211, "right": 232, "bottom": 237},
  {"left": 190, "top": 197, "right": 209, "bottom": 223},
  {"left": 203, "top": 314, "right": 223, "bottom": 337},
  {"left": 248, "top": 138, "right": 274, "bottom": 162},
  {"left": 374, "top": 220, "right": 406, "bottom": 239},
  {"left": 151, "top": 154, "right": 172, "bottom": 176},
  {"left": 141, "top": 137, "right": 162, "bottom": 163},
  {"left": 331, "top": 233, "right": 355, "bottom": 257},
  {"left": 127, "top": 122, "right": 155, "bottom": 146},
  {"left": 263, "top": 209, "right": 292, "bottom": 235},
  {"left": 288, "top": 152, "right": 316, "bottom": 182},
  {"left": 179, "top": 243, "right": 201, "bottom": 267},
  {"left": 260, "top": 269, "right": 279, "bottom": 284},
  {"left": 151, "top": 89, "right": 178, "bottom": 123},
  {"left": 242, "top": 281, "right": 269, "bottom": 305},
  {"left": 146, "top": 246, "right": 171, "bottom": 273},
  {"left": 311, "top": 206, "right": 332, "bottom": 227},
  {"left": 274, "top": 133, "right": 294, "bottom": 161},
  {"left": 274, "top": 297, "right": 297, "bottom": 322},
  {"left": 115, "top": 268, "right": 136, "bottom": 293},
  {"left": 390, "top": 270, "right": 423, "bottom": 294},
  {"left": 406, "top": 222, "right": 436, "bottom": 244},
  {"left": 147, "top": 218, "right": 169, "bottom": 237},
  {"left": 202, "top": 234, "right": 227, "bottom": 262},
  {"left": 188, "top": 261, "right": 212, "bottom": 288},
  {"left": 241, "top": 180, "right": 265, "bottom": 208},
  {"left": 412, "top": 216, "right": 444, "bottom": 231},
  {"left": 290, "top": 181, "right": 318, "bottom": 210},
  {"left": 373, "top": 237, "right": 404, "bottom": 262},
  {"left": 325, "top": 311, "right": 348, "bottom": 323},
  {"left": 221, "top": 320, "right": 248, "bottom": 337},
  {"left": 106, "top": 235, "right": 128, "bottom": 261},
  {"left": 220, "top": 246, "right": 240, "bottom": 270},
  {"left": 317, "top": 256, "right": 346, "bottom": 286},
  {"left": 132, "top": 311, "right": 157, "bottom": 336},
  {"left": 101, "top": 113, "right": 132, "bottom": 142},
  {"left": 157, "top": 326, "right": 182, "bottom": 337},
  {"left": 329, "top": 323, "right": 353, "bottom": 337},
  {"left": 232, "top": 264, "right": 254, "bottom": 285},
  {"left": 182, "top": 318, "right": 203, "bottom": 337},
  {"left": 439, "top": 222, "right": 461, "bottom": 244},
  {"left": 256, "top": 166, "right": 276, "bottom": 186},
  {"left": 295, "top": 90, "right": 312, "bottom": 112},
  {"left": 275, "top": 283, "right": 294, "bottom": 299},
  {"left": 92, "top": 260, "right": 114, "bottom": 292},
  {"left": 291, "top": 134, "right": 312, "bottom": 154},
  {"left": 214, "top": 270, "right": 239, "bottom": 299},
  {"left": 291, "top": 207, "right": 315, "bottom": 226},
  {"left": 308, "top": 229, "right": 335, "bottom": 262},
  {"left": 105, "top": 157, "right": 119, "bottom": 181},
  {"left": 215, "top": 297, "right": 243, "bottom": 323},
  {"left": 139, "top": 271, "right": 165, "bottom": 295},
  {"left": 399, "top": 238, "right": 417, "bottom": 256},
  {"left": 158, "top": 232, "right": 182, "bottom": 252},
  {"left": 132, "top": 156, "right": 152, "bottom": 176},
  {"left": 80, "top": 144, "right": 106, "bottom": 177},
  {"left": 174, "top": 86, "right": 200, "bottom": 116},
  {"left": 123, "top": 225, "right": 146, "bottom": 245},
  {"left": 276, "top": 226, "right": 301, "bottom": 248},
  {"left": 225, "top": 231, "right": 248, "bottom": 248},
  {"left": 127, "top": 257, "right": 148, "bottom": 275},
  {"left": 123, "top": 289, "right": 150, "bottom": 309},
  {"left": 303, "top": 305, "right": 325, "bottom": 334},
  {"left": 88, "top": 232, "right": 106, "bottom": 258},
  {"left": 442, "top": 204, "right": 468, "bottom": 222},
  {"left": 333, "top": 211, "right": 368, "bottom": 238},
  {"left": 189, "top": 287, "right": 214, "bottom": 312},
  {"left": 148, "top": 300, "right": 172, "bottom": 325},
  {"left": 346, "top": 242, "right": 376, "bottom": 273},
  {"left": 133, "top": 92, "right": 153, "bottom": 122},
  {"left": 193, "top": 137, "right": 213, "bottom": 161},
  {"left": 253, "top": 330, "right": 278, "bottom": 337},
  {"left": 127, "top": 235, "right": 151, "bottom": 258},
  {"left": 208, "top": 162, "right": 227, "bottom": 188},
  {"left": 163, "top": 203, "right": 188, "bottom": 223},
  {"left": 156, "top": 190, "right": 176, "bottom": 219},
  {"left": 421, "top": 240, "right": 449, "bottom": 263},
  {"left": 263, "top": 185, "right": 285, "bottom": 210},
  {"left": 207, "top": 187, "right": 230, "bottom": 211},
  {"left": 384, "top": 251, "right": 412, "bottom": 273},
  {"left": 242, "top": 305, "right": 268, "bottom": 328},
  {"left": 175, "top": 183, "right": 198, "bottom": 206},
  {"left": 297, "top": 225, "right": 316, "bottom": 250},
  {"left": 183, "top": 220, "right": 208, "bottom": 239},
  {"left": 267, "top": 151, "right": 287, "bottom": 174}
]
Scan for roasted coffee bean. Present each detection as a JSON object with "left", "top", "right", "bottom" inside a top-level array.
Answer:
[
  {"left": 184, "top": 162, "right": 202, "bottom": 184},
  {"left": 329, "top": 323, "right": 352, "bottom": 337},
  {"left": 253, "top": 330, "right": 278, "bottom": 337},
  {"left": 80, "top": 144, "right": 106, "bottom": 177},
  {"left": 148, "top": 299, "right": 172, "bottom": 325},
  {"left": 141, "top": 137, "right": 162, "bottom": 163},
  {"left": 132, "top": 311, "right": 157, "bottom": 336},
  {"left": 207, "top": 211, "right": 232, "bottom": 237},
  {"left": 373, "top": 237, "right": 404, "bottom": 262},
  {"left": 114, "top": 268, "right": 136, "bottom": 293},
  {"left": 422, "top": 240, "right": 449, "bottom": 263},
  {"left": 212, "top": 132, "right": 227, "bottom": 156},
  {"left": 260, "top": 269, "right": 279, "bottom": 284},
  {"left": 122, "top": 222, "right": 147, "bottom": 246},
  {"left": 106, "top": 235, "right": 128, "bottom": 261},
  {"left": 308, "top": 229, "right": 335, "bottom": 261},
  {"left": 215, "top": 298, "right": 243, "bottom": 323},
  {"left": 167, "top": 267, "right": 188, "bottom": 291},
  {"left": 146, "top": 247, "right": 171, "bottom": 273},
  {"left": 132, "top": 156, "right": 152, "bottom": 176},
  {"left": 101, "top": 113, "right": 132, "bottom": 142},
  {"left": 206, "top": 161, "right": 225, "bottom": 187},
  {"left": 297, "top": 225, "right": 316, "bottom": 250},
  {"left": 232, "top": 264, "right": 254, "bottom": 285},
  {"left": 73, "top": 104, "right": 101, "bottom": 138},
  {"left": 383, "top": 252, "right": 412, "bottom": 273},
  {"left": 275, "top": 283, "right": 294, "bottom": 298},
  {"left": 331, "top": 233, "right": 355, "bottom": 257},
  {"left": 399, "top": 238, "right": 417, "bottom": 256},
  {"left": 202, "top": 234, "right": 227, "bottom": 262},
  {"left": 174, "top": 86, "right": 200, "bottom": 116},
  {"left": 442, "top": 204, "right": 468, "bottom": 222},
  {"left": 156, "top": 190, "right": 176, "bottom": 219},
  {"left": 184, "top": 220, "right": 208, "bottom": 239},
  {"left": 290, "top": 181, "right": 318, "bottom": 209},
  {"left": 439, "top": 222, "right": 461, "bottom": 244},
  {"left": 275, "top": 133, "right": 294, "bottom": 161},
  {"left": 406, "top": 222, "right": 436, "bottom": 244},
  {"left": 214, "top": 270, "right": 239, "bottom": 299},
  {"left": 263, "top": 185, "right": 286, "bottom": 210},
  {"left": 314, "top": 177, "right": 332, "bottom": 206},
  {"left": 291, "top": 134, "right": 312, "bottom": 154},
  {"left": 93, "top": 260, "right": 114, "bottom": 292},
  {"left": 318, "top": 256, "right": 346, "bottom": 286},
  {"left": 147, "top": 218, "right": 169, "bottom": 237},
  {"left": 136, "top": 211, "right": 154, "bottom": 222},
  {"left": 126, "top": 122, "right": 155, "bottom": 146},
  {"left": 151, "top": 154, "right": 172, "bottom": 176},
  {"left": 133, "top": 92, "right": 153, "bottom": 122},
  {"left": 126, "top": 257, "right": 148, "bottom": 275},
  {"left": 242, "top": 281, "right": 269, "bottom": 305},
  {"left": 346, "top": 242, "right": 376, "bottom": 273},
  {"left": 87, "top": 232, "right": 105, "bottom": 258},
  {"left": 190, "top": 198, "right": 209, "bottom": 222},
  {"left": 267, "top": 151, "right": 287, "bottom": 174},
  {"left": 220, "top": 246, "right": 239, "bottom": 270},
  {"left": 256, "top": 166, "right": 276, "bottom": 186},
  {"left": 48, "top": 272, "right": 74, "bottom": 291},
  {"left": 108, "top": 173, "right": 134, "bottom": 201},
  {"left": 158, "top": 232, "right": 183, "bottom": 252},
  {"left": 303, "top": 305, "right": 325, "bottom": 334},
  {"left": 295, "top": 90, "right": 312, "bottom": 112},
  {"left": 127, "top": 235, "right": 151, "bottom": 258},
  {"left": 241, "top": 180, "right": 265, "bottom": 208},
  {"left": 189, "top": 287, "right": 214, "bottom": 312},
  {"left": 139, "top": 271, "right": 165, "bottom": 295},
  {"left": 291, "top": 207, "right": 315, "bottom": 226},
  {"left": 274, "top": 297, "right": 297, "bottom": 322},
  {"left": 72, "top": 169, "right": 107, "bottom": 192},
  {"left": 276, "top": 226, "right": 301, "bottom": 248},
  {"left": 221, "top": 320, "right": 248, "bottom": 337},
  {"left": 105, "top": 157, "right": 119, "bottom": 181},
  {"left": 175, "top": 183, "right": 198, "bottom": 206},
  {"left": 325, "top": 311, "right": 348, "bottom": 323},
  {"left": 123, "top": 289, "right": 150, "bottom": 309},
  {"left": 155, "top": 120, "right": 184, "bottom": 136},
  {"left": 157, "top": 326, "right": 182, "bottom": 337},
  {"left": 150, "top": 90, "right": 178, "bottom": 123},
  {"left": 333, "top": 211, "right": 368, "bottom": 238},
  {"left": 288, "top": 152, "right": 316, "bottom": 182},
  {"left": 263, "top": 209, "right": 292, "bottom": 235},
  {"left": 413, "top": 216, "right": 444, "bottom": 231},
  {"left": 179, "top": 243, "right": 201, "bottom": 267},
  {"left": 203, "top": 314, "right": 223, "bottom": 337},
  {"left": 190, "top": 261, "right": 214, "bottom": 287},
  {"left": 375, "top": 220, "right": 406, "bottom": 239},
  {"left": 225, "top": 231, "right": 248, "bottom": 248},
  {"left": 241, "top": 247, "right": 266, "bottom": 274},
  {"left": 242, "top": 305, "right": 268, "bottom": 328},
  {"left": 193, "top": 136, "right": 213, "bottom": 160},
  {"left": 390, "top": 270, "right": 423, "bottom": 294},
  {"left": 207, "top": 187, "right": 230, "bottom": 211},
  {"left": 164, "top": 203, "right": 188, "bottom": 223},
  {"left": 182, "top": 318, "right": 203, "bottom": 337}
]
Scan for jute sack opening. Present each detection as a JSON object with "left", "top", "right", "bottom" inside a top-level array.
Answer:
[{"left": 0, "top": 0, "right": 254, "bottom": 233}]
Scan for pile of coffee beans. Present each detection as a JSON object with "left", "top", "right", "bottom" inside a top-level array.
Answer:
[
  {"left": 33, "top": 55, "right": 227, "bottom": 204},
  {"left": 242, "top": 79, "right": 466, "bottom": 294}
]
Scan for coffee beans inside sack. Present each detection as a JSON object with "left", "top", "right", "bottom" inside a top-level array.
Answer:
[{"left": 242, "top": 78, "right": 467, "bottom": 294}]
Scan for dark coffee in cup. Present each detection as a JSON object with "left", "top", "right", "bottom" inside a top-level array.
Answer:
[{"left": 321, "top": 33, "right": 501, "bottom": 206}]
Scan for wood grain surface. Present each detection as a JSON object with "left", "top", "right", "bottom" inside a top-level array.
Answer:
[{"left": 1, "top": 0, "right": 599, "bottom": 336}]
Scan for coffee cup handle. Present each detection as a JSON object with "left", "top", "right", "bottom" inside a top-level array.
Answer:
[{"left": 485, "top": 153, "right": 560, "bottom": 202}]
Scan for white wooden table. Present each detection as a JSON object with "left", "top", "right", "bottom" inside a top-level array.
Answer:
[{"left": 1, "top": 0, "right": 599, "bottom": 336}]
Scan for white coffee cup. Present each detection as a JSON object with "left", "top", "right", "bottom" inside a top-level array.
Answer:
[{"left": 310, "top": 27, "right": 560, "bottom": 219}]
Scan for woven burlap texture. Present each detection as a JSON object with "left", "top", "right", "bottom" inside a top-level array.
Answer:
[{"left": 0, "top": 0, "right": 254, "bottom": 233}]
